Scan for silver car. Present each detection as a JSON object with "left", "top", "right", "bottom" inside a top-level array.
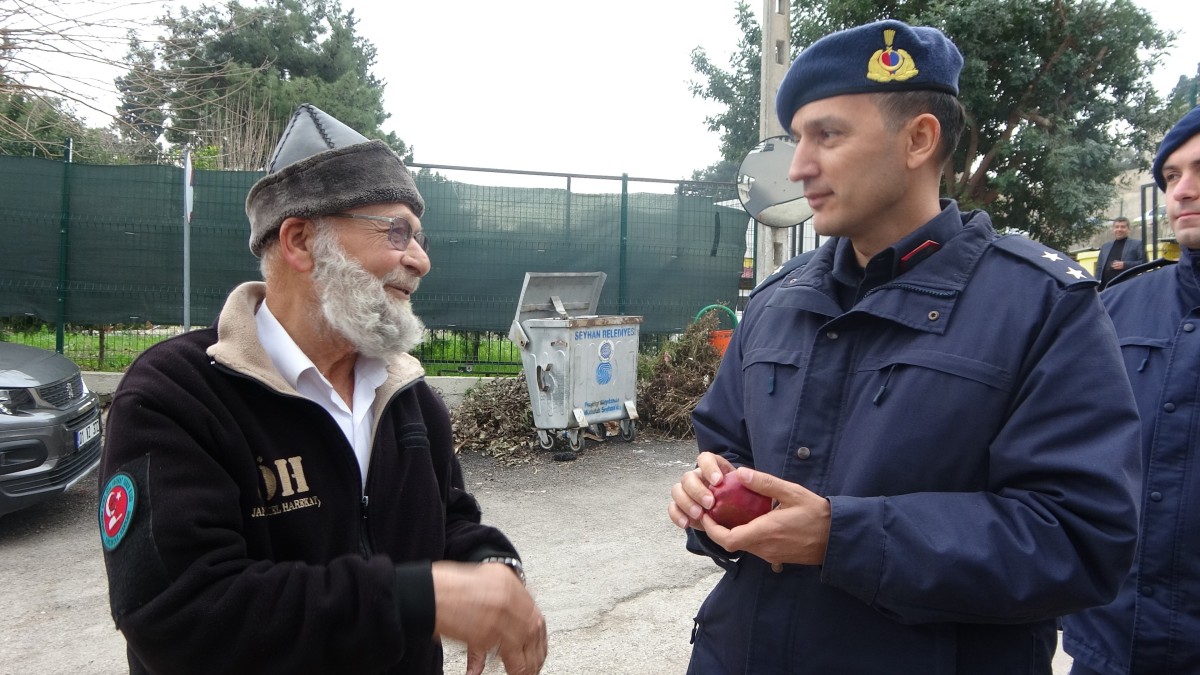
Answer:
[{"left": 0, "top": 342, "right": 102, "bottom": 517}]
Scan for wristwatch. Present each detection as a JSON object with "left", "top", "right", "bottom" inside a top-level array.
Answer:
[{"left": 480, "top": 556, "right": 526, "bottom": 586}]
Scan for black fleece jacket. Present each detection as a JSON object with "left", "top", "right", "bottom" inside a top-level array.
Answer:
[{"left": 99, "top": 282, "right": 518, "bottom": 675}]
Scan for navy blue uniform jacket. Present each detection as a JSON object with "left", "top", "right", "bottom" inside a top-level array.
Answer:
[
  {"left": 686, "top": 203, "right": 1140, "bottom": 674},
  {"left": 1064, "top": 248, "right": 1200, "bottom": 675}
]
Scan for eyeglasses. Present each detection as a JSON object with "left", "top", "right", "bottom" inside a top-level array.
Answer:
[{"left": 328, "top": 213, "right": 429, "bottom": 252}]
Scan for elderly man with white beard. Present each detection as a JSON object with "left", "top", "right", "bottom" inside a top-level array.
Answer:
[{"left": 97, "top": 104, "right": 547, "bottom": 675}]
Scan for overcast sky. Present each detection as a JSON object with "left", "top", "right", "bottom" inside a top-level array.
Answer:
[
  {"left": 43, "top": 1, "right": 1200, "bottom": 179},
  {"left": 349, "top": 1, "right": 745, "bottom": 180},
  {"left": 349, "top": 0, "right": 1198, "bottom": 181}
]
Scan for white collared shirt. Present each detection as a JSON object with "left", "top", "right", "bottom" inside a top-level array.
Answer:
[{"left": 255, "top": 301, "right": 388, "bottom": 489}]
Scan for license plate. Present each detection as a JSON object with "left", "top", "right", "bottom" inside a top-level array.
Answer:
[{"left": 76, "top": 418, "right": 101, "bottom": 449}]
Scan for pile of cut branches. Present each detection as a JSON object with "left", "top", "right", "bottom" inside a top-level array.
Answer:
[
  {"left": 450, "top": 373, "right": 539, "bottom": 465},
  {"left": 636, "top": 311, "right": 725, "bottom": 440}
]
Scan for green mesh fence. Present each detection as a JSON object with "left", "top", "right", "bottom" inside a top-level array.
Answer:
[{"left": 0, "top": 156, "right": 745, "bottom": 368}]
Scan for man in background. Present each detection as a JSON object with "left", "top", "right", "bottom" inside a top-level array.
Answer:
[
  {"left": 1095, "top": 216, "right": 1146, "bottom": 288},
  {"left": 98, "top": 104, "right": 546, "bottom": 675}
]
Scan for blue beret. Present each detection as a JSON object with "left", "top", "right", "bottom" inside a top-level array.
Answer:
[
  {"left": 1152, "top": 105, "right": 1200, "bottom": 190},
  {"left": 776, "top": 19, "right": 963, "bottom": 130}
]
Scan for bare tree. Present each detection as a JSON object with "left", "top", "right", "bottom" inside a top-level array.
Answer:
[
  {"left": 1, "top": 1, "right": 166, "bottom": 141},
  {"left": 1, "top": 0, "right": 270, "bottom": 162},
  {"left": 193, "top": 87, "right": 275, "bottom": 170}
]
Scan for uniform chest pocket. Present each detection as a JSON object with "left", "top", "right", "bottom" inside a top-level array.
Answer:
[
  {"left": 741, "top": 348, "right": 810, "bottom": 396},
  {"left": 739, "top": 348, "right": 811, "bottom": 434},
  {"left": 838, "top": 350, "right": 1014, "bottom": 491},
  {"left": 857, "top": 349, "right": 1012, "bottom": 393},
  {"left": 1117, "top": 335, "right": 1170, "bottom": 374},
  {"left": 851, "top": 350, "right": 1012, "bottom": 442}
]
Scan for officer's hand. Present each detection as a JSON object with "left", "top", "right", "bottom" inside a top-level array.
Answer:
[
  {"left": 699, "top": 467, "right": 831, "bottom": 566},
  {"left": 432, "top": 561, "right": 547, "bottom": 675},
  {"left": 669, "top": 451, "right": 735, "bottom": 531}
]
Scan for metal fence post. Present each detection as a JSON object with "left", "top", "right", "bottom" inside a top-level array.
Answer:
[
  {"left": 619, "top": 173, "right": 629, "bottom": 315},
  {"left": 183, "top": 148, "right": 193, "bottom": 331},
  {"left": 55, "top": 138, "right": 74, "bottom": 353}
]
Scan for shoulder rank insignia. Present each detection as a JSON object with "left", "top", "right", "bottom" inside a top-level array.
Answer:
[
  {"left": 868, "top": 29, "right": 919, "bottom": 83},
  {"left": 992, "top": 234, "right": 1096, "bottom": 285}
]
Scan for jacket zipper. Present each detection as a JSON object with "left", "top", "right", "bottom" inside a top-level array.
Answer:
[{"left": 358, "top": 495, "right": 372, "bottom": 556}]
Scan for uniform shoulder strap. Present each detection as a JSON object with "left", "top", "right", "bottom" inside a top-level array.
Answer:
[{"left": 991, "top": 234, "right": 1096, "bottom": 288}]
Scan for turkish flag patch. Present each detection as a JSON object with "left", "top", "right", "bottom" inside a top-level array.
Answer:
[{"left": 99, "top": 472, "right": 137, "bottom": 552}]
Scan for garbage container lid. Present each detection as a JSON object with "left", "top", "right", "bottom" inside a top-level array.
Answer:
[{"left": 513, "top": 272, "right": 607, "bottom": 326}]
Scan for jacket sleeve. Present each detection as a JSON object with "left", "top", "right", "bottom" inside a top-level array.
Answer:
[
  {"left": 1130, "top": 239, "right": 1148, "bottom": 265},
  {"left": 686, "top": 324, "right": 757, "bottom": 563},
  {"left": 820, "top": 285, "right": 1141, "bottom": 624},
  {"left": 414, "top": 383, "right": 521, "bottom": 563},
  {"left": 100, "top": 359, "right": 411, "bottom": 675}
]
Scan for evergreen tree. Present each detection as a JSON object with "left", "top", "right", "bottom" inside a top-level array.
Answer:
[
  {"left": 692, "top": 0, "right": 1178, "bottom": 251},
  {"left": 118, "top": 0, "right": 408, "bottom": 169}
]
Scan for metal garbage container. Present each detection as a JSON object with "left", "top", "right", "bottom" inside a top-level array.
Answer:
[{"left": 508, "top": 272, "right": 642, "bottom": 452}]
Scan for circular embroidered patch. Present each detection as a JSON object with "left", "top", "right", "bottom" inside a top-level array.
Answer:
[{"left": 100, "top": 472, "right": 137, "bottom": 552}]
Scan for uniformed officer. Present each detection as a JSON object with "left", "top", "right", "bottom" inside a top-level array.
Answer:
[
  {"left": 668, "top": 19, "right": 1140, "bottom": 674},
  {"left": 1063, "top": 105, "right": 1200, "bottom": 675}
]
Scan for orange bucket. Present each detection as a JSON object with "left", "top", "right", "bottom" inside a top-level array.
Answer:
[{"left": 709, "top": 329, "right": 733, "bottom": 356}]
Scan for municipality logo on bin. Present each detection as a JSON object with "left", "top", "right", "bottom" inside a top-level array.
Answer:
[{"left": 595, "top": 340, "right": 614, "bottom": 385}]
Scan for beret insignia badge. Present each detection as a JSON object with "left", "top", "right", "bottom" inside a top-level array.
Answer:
[{"left": 867, "top": 29, "right": 919, "bottom": 83}]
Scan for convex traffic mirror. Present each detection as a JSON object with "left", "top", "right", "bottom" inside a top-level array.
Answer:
[{"left": 737, "top": 135, "right": 812, "bottom": 229}]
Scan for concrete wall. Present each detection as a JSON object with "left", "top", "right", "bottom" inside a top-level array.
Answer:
[{"left": 83, "top": 372, "right": 496, "bottom": 410}]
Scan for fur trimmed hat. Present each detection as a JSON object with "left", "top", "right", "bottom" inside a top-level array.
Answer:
[
  {"left": 776, "top": 19, "right": 963, "bottom": 131},
  {"left": 245, "top": 104, "right": 425, "bottom": 256},
  {"left": 1152, "top": 105, "right": 1200, "bottom": 191}
]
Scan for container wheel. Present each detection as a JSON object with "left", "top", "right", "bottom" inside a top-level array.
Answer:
[
  {"left": 567, "top": 429, "right": 586, "bottom": 452},
  {"left": 619, "top": 419, "right": 636, "bottom": 443},
  {"left": 537, "top": 429, "right": 555, "bottom": 450}
]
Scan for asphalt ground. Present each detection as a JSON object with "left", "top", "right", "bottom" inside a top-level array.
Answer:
[{"left": 0, "top": 434, "right": 1073, "bottom": 674}]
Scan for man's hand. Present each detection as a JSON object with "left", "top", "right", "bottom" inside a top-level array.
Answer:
[
  {"left": 432, "top": 561, "right": 547, "bottom": 675},
  {"left": 675, "top": 464, "right": 832, "bottom": 567},
  {"left": 1111, "top": 260, "right": 1126, "bottom": 270},
  {"left": 668, "top": 451, "right": 735, "bottom": 531}
]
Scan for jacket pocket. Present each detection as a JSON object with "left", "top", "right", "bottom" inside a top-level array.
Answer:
[
  {"left": 1117, "top": 335, "right": 1169, "bottom": 374},
  {"left": 833, "top": 348, "right": 1014, "bottom": 492},
  {"left": 857, "top": 348, "right": 1011, "bottom": 391}
]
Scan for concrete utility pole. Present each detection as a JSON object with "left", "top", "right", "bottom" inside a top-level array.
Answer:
[{"left": 755, "top": 0, "right": 791, "bottom": 283}]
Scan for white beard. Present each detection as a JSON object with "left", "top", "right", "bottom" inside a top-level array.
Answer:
[{"left": 309, "top": 226, "right": 426, "bottom": 358}]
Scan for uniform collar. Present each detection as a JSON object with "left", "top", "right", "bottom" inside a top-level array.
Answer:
[
  {"left": 831, "top": 201, "right": 963, "bottom": 283},
  {"left": 771, "top": 201, "right": 992, "bottom": 332},
  {"left": 829, "top": 200, "right": 964, "bottom": 306},
  {"left": 1178, "top": 246, "right": 1200, "bottom": 301}
]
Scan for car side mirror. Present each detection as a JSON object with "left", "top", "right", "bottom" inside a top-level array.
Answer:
[{"left": 737, "top": 135, "right": 812, "bottom": 229}]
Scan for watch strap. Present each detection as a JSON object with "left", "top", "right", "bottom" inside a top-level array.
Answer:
[{"left": 480, "top": 556, "right": 526, "bottom": 586}]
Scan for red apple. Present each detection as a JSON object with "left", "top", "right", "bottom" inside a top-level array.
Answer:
[{"left": 707, "top": 471, "right": 772, "bottom": 528}]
